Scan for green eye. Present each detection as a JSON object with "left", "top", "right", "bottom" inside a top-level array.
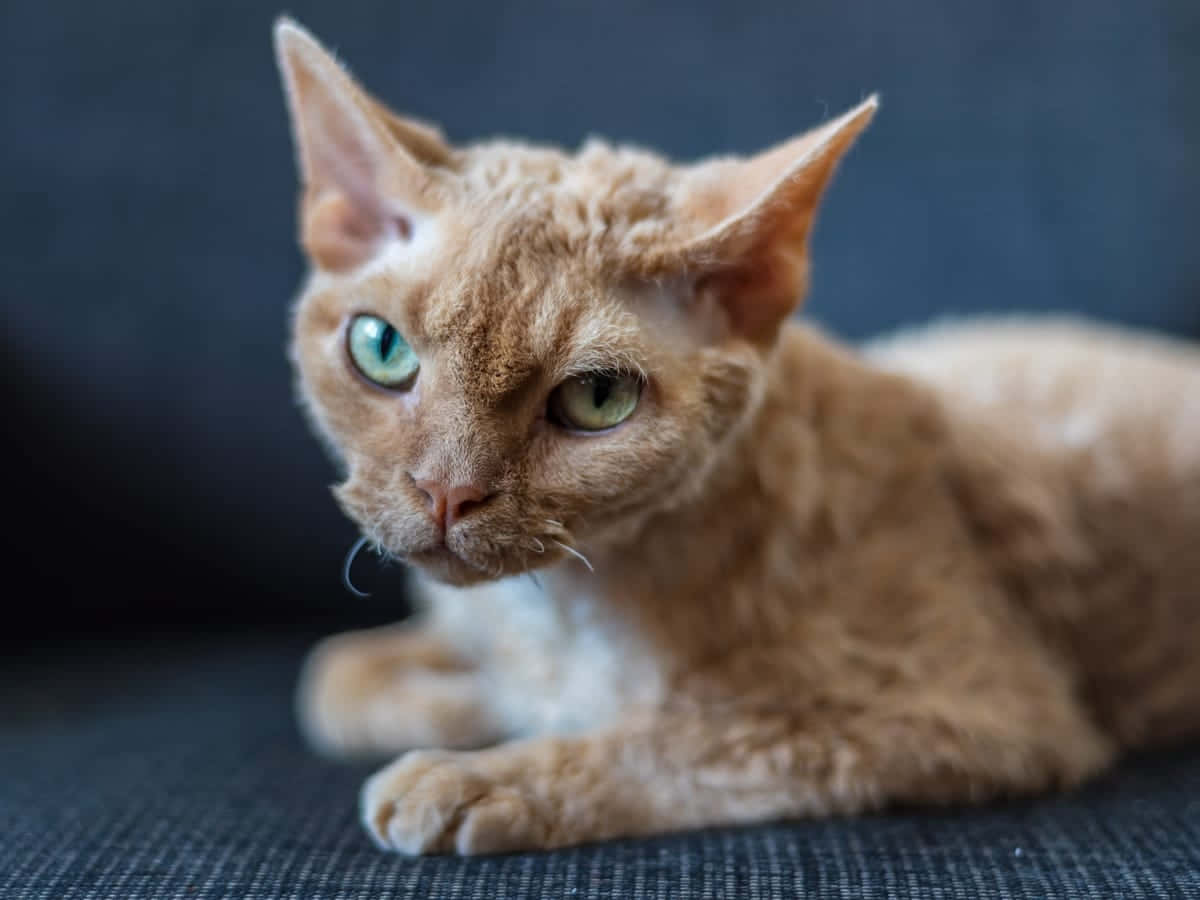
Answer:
[
  {"left": 549, "top": 373, "right": 642, "bottom": 432},
  {"left": 347, "top": 314, "right": 419, "bottom": 388}
]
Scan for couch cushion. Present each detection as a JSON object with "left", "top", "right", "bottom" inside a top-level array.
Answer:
[{"left": 2, "top": 635, "right": 1198, "bottom": 899}]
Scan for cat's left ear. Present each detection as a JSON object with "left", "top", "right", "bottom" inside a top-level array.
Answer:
[{"left": 675, "top": 96, "right": 878, "bottom": 344}]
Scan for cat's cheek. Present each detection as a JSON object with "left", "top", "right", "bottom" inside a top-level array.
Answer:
[
  {"left": 541, "top": 419, "right": 694, "bottom": 538},
  {"left": 332, "top": 473, "right": 438, "bottom": 558}
]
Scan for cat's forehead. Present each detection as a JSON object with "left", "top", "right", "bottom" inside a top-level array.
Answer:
[
  {"left": 420, "top": 143, "right": 678, "bottom": 372},
  {"left": 453, "top": 138, "right": 689, "bottom": 262},
  {"left": 406, "top": 253, "right": 644, "bottom": 401},
  {"left": 460, "top": 138, "right": 677, "bottom": 201}
]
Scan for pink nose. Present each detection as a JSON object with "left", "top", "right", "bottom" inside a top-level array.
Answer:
[{"left": 413, "top": 478, "right": 491, "bottom": 534}]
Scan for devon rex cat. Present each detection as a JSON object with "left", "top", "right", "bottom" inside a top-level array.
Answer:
[{"left": 274, "top": 20, "right": 1200, "bottom": 855}]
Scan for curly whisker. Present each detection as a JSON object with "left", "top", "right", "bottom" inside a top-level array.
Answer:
[
  {"left": 552, "top": 539, "right": 595, "bottom": 573},
  {"left": 342, "top": 534, "right": 379, "bottom": 598}
]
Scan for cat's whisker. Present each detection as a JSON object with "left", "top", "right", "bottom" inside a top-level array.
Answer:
[
  {"left": 544, "top": 519, "right": 564, "bottom": 529},
  {"left": 553, "top": 539, "right": 594, "bottom": 573},
  {"left": 341, "top": 534, "right": 377, "bottom": 598},
  {"left": 529, "top": 538, "right": 546, "bottom": 554}
]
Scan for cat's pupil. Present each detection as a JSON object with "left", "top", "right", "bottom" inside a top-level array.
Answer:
[
  {"left": 592, "top": 377, "right": 612, "bottom": 409},
  {"left": 378, "top": 325, "right": 397, "bottom": 360}
]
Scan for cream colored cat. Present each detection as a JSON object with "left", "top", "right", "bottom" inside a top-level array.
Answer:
[{"left": 274, "top": 19, "right": 1200, "bottom": 855}]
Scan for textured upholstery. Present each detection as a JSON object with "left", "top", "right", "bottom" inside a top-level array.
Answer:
[{"left": 3, "top": 638, "right": 1198, "bottom": 899}]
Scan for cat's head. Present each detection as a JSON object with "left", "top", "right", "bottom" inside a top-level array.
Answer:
[{"left": 275, "top": 19, "right": 875, "bottom": 585}]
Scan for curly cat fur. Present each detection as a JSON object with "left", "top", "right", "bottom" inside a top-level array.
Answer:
[{"left": 276, "top": 19, "right": 1200, "bottom": 854}]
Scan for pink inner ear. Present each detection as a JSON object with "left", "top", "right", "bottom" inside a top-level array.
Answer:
[
  {"left": 697, "top": 243, "right": 809, "bottom": 345},
  {"left": 303, "top": 191, "right": 401, "bottom": 272}
]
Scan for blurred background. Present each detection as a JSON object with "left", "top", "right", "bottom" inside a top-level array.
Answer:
[{"left": 3, "top": 0, "right": 1197, "bottom": 640}]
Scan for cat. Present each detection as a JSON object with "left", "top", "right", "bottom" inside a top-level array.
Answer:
[{"left": 274, "top": 19, "right": 1200, "bottom": 855}]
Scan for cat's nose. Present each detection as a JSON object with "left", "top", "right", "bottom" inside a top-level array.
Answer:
[{"left": 413, "top": 478, "right": 491, "bottom": 534}]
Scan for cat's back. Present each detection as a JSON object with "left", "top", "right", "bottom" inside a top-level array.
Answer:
[
  {"left": 867, "top": 317, "right": 1200, "bottom": 746},
  {"left": 865, "top": 317, "right": 1200, "bottom": 484}
]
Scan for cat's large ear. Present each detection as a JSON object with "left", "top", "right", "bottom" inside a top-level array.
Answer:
[
  {"left": 273, "top": 19, "right": 449, "bottom": 271},
  {"left": 675, "top": 97, "right": 877, "bottom": 344}
]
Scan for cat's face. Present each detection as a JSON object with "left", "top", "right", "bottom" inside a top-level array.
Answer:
[
  {"left": 276, "top": 20, "right": 874, "bottom": 585},
  {"left": 295, "top": 200, "right": 759, "bottom": 584}
]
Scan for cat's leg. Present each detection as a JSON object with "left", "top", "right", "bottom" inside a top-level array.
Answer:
[
  {"left": 297, "top": 622, "right": 503, "bottom": 758},
  {"left": 359, "top": 659, "right": 1115, "bottom": 854}
]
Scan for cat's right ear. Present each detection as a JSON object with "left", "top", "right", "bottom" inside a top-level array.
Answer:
[
  {"left": 664, "top": 97, "right": 877, "bottom": 345},
  {"left": 273, "top": 19, "right": 445, "bottom": 271}
]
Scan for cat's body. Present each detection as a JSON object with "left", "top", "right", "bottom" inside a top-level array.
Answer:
[
  {"left": 275, "top": 21, "right": 1200, "bottom": 854},
  {"left": 873, "top": 319, "right": 1200, "bottom": 747}
]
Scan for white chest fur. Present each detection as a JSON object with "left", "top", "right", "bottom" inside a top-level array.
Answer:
[{"left": 414, "top": 569, "right": 666, "bottom": 737}]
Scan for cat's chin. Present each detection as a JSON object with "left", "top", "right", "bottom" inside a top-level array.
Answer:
[
  {"left": 406, "top": 545, "right": 531, "bottom": 588},
  {"left": 405, "top": 548, "right": 488, "bottom": 586}
]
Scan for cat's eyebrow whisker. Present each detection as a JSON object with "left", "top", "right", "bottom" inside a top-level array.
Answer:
[{"left": 553, "top": 539, "right": 595, "bottom": 573}]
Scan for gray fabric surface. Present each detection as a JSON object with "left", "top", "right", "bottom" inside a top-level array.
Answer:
[{"left": 2, "top": 636, "right": 1198, "bottom": 899}]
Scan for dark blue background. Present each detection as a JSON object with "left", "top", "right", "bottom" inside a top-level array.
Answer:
[{"left": 3, "top": 0, "right": 1197, "bottom": 632}]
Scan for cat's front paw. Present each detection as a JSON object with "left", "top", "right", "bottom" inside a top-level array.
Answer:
[
  {"left": 297, "top": 627, "right": 494, "bottom": 759},
  {"left": 361, "top": 750, "right": 551, "bottom": 855}
]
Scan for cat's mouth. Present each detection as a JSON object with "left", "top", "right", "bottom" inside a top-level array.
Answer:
[
  {"left": 402, "top": 530, "right": 587, "bottom": 586},
  {"left": 406, "top": 541, "right": 530, "bottom": 587},
  {"left": 351, "top": 502, "right": 589, "bottom": 586}
]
